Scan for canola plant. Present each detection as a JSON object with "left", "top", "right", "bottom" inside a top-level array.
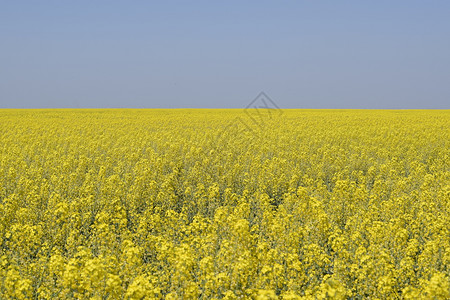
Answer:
[{"left": 0, "top": 109, "right": 449, "bottom": 299}]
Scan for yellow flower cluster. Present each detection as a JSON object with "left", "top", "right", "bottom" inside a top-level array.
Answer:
[{"left": 0, "top": 109, "right": 449, "bottom": 299}]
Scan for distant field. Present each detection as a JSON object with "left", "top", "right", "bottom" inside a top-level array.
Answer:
[{"left": 0, "top": 109, "right": 449, "bottom": 299}]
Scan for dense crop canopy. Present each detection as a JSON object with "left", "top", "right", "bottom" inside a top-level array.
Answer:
[{"left": 0, "top": 109, "right": 449, "bottom": 299}]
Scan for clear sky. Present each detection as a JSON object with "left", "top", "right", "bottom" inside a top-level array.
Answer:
[{"left": 1, "top": 1, "right": 449, "bottom": 109}]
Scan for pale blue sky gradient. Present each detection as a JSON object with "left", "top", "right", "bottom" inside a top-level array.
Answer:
[{"left": 1, "top": 1, "right": 449, "bottom": 108}]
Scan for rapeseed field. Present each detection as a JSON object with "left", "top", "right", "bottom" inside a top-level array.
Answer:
[{"left": 0, "top": 109, "right": 449, "bottom": 299}]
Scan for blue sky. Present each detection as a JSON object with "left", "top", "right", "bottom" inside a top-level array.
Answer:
[{"left": 1, "top": 1, "right": 449, "bottom": 108}]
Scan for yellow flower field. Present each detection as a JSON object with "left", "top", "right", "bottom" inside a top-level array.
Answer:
[{"left": 0, "top": 109, "right": 449, "bottom": 299}]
